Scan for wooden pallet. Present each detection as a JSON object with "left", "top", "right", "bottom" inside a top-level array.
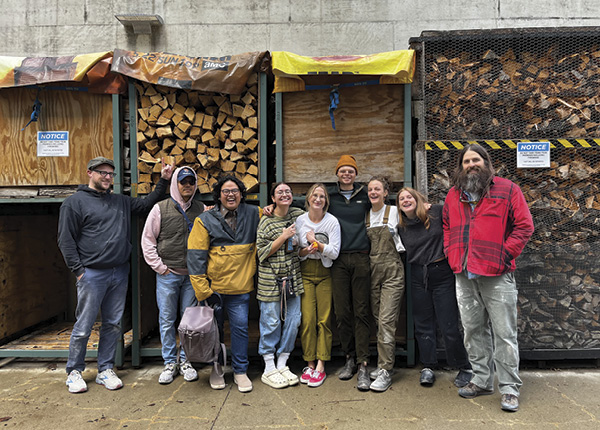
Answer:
[{"left": 0, "top": 322, "right": 133, "bottom": 351}]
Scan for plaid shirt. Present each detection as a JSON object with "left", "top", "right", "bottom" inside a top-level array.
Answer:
[{"left": 442, "top": 176, "right": 534, "bottom": 277}]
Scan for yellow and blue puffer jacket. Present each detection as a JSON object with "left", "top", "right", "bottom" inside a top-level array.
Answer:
[{"left": 187, "top": 203, "right": 262, "bottom": 302}]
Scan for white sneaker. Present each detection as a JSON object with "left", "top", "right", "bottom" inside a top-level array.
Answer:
[
  {"left": 179, "top": 361, "right": 198, "bottom": 382},
  {"left": 95, "top": 369, "right": 123, "bottom": 390},
  {"left": 158, "top": 363, "right": 178, "bottom": 384},
  {"left": 66, "top": 370, "right": 88, "bottom": 394}
]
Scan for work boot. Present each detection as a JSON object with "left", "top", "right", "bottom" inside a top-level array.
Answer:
[
  {"left": 338, "top": 356, "right": 357, "bottom": 380},
  {"left": 419, "top": 368, "right": 435, "bottom": 386},
  {"left": 458, "top": 382, "right": 494, "bottom": 399},
  {"left": 500, "top": 394, "right": 519, "bottom": 412},
  {"left": 356, "top": 364, "right": 370, "bottom": 391},
  {"left": 454, "top": 368, "right": 473, "bottom": 388}
]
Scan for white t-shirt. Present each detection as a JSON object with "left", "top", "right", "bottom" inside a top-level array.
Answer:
[
  {"left": 295, "top": 212, "right": 341, "bottom": 268},
  {"left": 368, "top": 205, "right": 405, "bottom": 252}
]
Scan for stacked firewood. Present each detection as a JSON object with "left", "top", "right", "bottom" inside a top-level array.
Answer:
[
  {"left": 423, "top": 46, "right": 600, "bottom": 140},
  {"left": 135, "top": 74, "right": 259, "bottom": 194},
  {"left": 424, "top": 148, "right": 600, "bottom": 350}
]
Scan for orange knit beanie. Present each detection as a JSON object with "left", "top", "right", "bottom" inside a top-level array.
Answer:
[{"left": 335, "top": 155, "right": 358, "bottom": 174}]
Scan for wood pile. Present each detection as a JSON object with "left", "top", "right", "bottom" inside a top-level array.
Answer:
[
  {"left": 134, "top": 74, "right": 260, "bottom": 194},
  {"left": 424, "top": 46, "right": 600, "bottom": 140},
  {"left": 424, "top": 147, "right": 600, "bottom": 350}
]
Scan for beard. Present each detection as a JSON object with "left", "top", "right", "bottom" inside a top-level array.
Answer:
[{"left": 456, "top": 165, "right": 493, "bottom": 195}]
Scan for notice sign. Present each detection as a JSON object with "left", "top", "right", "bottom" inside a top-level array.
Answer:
[
  {"left": 37, "top": 131, "right": 69, "bottom": 157},
  {"left": 517, "top": 141, "right": 550, "bottom": 168}
]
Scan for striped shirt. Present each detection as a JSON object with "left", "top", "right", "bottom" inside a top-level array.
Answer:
[{"left": 256, "top": 207, "right": 304, "bottom": 302}]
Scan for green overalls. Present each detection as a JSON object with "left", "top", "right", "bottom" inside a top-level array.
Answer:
[{"left": 366, "top": 205, "right": 405, "bottom": 371}]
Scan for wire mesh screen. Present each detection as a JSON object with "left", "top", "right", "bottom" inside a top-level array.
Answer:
[
  {"left": 420, "top": 144, "right": 600, "bottom": 351},
  {"left": 413, "top": 28, "right": 600, "bottom": 141}
]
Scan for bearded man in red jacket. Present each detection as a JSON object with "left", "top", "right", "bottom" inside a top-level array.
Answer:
[{"left": 443, "top": 144, "right": 533, "bottom": 413}]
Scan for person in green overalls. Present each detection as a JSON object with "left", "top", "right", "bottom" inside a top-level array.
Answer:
[{"left": 365, "top": 176, "right": 406, "bottom": 392}]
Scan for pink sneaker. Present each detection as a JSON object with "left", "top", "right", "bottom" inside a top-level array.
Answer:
[
  {"left": 300, "top": 367, "right": 314, "bottom": 384},
  {"left": 308, "top": 370, "right": 326, "bottom": 387}
]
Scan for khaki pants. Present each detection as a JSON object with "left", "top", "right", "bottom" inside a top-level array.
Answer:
[
  {"left": 300, "top": 259, "right": 333, "bottom": 362},
  {"left": 370, "top": 259, "right": 405, "bottom": 370}
]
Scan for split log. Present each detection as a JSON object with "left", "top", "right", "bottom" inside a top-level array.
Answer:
[{"left": 135, "top": 78, "right": 260, "bottom": 193}]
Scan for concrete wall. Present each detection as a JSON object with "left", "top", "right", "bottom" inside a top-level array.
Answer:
[{"left": 1, "top": 0, "right": 600, "bottom": 57}]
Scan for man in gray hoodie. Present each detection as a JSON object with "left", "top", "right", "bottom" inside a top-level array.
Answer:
[
  {"left": 58, "top": 156, "right": 173, "bottom": 394},
  {"left": 141, "top": 166, "right": 205, "bottom": 385}
]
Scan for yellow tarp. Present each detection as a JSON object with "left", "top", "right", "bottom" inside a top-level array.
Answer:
[
  {"left": 0, "top": 52, "right": 125, "bottom": 93},
  {"left": 272, "top": 50, "right": 415, "bottom": 93}
]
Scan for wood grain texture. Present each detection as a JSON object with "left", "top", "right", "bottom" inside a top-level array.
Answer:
[
  {"left": 282, "top": 85, "right": 405, "bottom": 184},
  {"left": 0, "top": 214, "right": 70, "bottom": 340},
  {"left": 0, "top": 88, "right": 113, "bottom": 186}
]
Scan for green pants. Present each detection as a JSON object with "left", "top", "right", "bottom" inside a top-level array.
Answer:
[
  {"left": 331, "top": 252, "right": 371, "bottom": 364},
  {"left": 300, "top": 259, "right": 333, "bottom": 362},
  {"left": 370, "top": 259, "right": 405, "bottom": 370}
]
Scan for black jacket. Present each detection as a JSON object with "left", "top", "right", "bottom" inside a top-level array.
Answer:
[{"left": 57, "top": 179, "right": 168, "bottom": 276}]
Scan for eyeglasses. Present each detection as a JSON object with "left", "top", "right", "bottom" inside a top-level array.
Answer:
[
  {"left": 93, "top": 170, "right": 116, "bottom": 178},
  {"left": 275, "top": 190, "right": 292, "bottom": 196},
  {"left": 221, "top": 188, "right": 240, "bottom": 196},
  {"left": 179, "top": 178, "right": 196, "bottom": 186}
]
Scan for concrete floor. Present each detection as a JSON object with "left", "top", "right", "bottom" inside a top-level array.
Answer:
[{"left": 1, "top": 358, "right": 599, "bottom": 429}]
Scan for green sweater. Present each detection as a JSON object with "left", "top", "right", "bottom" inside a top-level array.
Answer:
[
  {"left": 256, "top": 207, "right": 304, "bottom": 302},
  {"left": 327, "top": 183, "right": 371, "bottom": 253}
]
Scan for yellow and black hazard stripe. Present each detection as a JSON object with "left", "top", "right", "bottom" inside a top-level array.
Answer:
[{"left": 420, "top": 139, "right": 600, "bottom": 150}]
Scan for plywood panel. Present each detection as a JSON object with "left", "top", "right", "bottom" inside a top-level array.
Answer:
[
  {"left": 0, "top": 88, "right": 113, "bottom": 186},
  {"left": 0, "top": 214, "right": 70, "bottom": 340},
  {"left": 282, "top": 85, "right": 404, "bottom": 184}
]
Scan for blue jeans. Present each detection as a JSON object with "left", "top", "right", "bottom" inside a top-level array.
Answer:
[
  {"left": 456, "top": 271, "right": 521, "bottom": 396},
  {"left": 214, "top": 293, "right": 250, "bottom": 374},
  {"left": 258, "top": 296, "right": 301, "bottom": 357},
  {"left": 66, "top": 263, "right": 129, "bottom": 374},
  {"left": 156, "top": 272, "right": 197, "bottom": 364}
]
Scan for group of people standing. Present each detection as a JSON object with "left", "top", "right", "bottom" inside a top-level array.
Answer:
[{"left": 58, "top": 143, "right": 533, "bottom": 413}]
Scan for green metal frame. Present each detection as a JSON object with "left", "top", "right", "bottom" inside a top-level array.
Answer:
[
  {"left": 274, "top": 83, "right": 416, "bottom": 366},
  {"left": 0, "top": 94, "right": 127, "bottom": 363},
  {"left": 131, "top": 73, "right": 270, "bottom": 365}
]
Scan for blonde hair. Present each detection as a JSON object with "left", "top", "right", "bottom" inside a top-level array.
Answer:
[
  {"left": 305, "top": 183, "right": 330, "bottom": 213},
  {"left": 397, "top": 187, "right": 431, "bottom": 230}
]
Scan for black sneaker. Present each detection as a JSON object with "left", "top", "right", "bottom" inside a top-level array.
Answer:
[
  {"left": 501, "top": 394, "right": 519, "bottom": 412},
  {"left": 356, "top": 364, "right": 370, "bottom": 391},
  {"left": 458, "top": 382, "right": 494, "bottom": 399},
  {"left": 419, "top": 368, "right": 435, "bottom": 386},
  {"left": 454, "top": 368, "right": 473, "bottom": 388},
  {"left": 338, "top": 356, "right": 357, "bottom": 380}
]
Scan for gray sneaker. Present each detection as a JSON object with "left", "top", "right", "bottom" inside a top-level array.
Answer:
[
  {"left": 158, "top": 363, "right": 178, "bottom": 384},
  {"left": 370, "top": 369, "right": 392, "bottom": 392},
  {"left": 179, "top": 361, "right": 198, "bottom": 382},
  {"left": 370, "top": 367, "right": 393, "bottom": 380},
  {"left": 66, "top": 370, "right": 88, "bottom": 394}
]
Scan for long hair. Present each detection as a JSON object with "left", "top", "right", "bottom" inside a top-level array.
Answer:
[
  {"left": 397, "top": 187, "right": 431, "bottom": 230},
  {"left": 212, "top": 175, "right": 247, "bottom": 203},
  {"left": 304, "top": 183, "right": 330, "bottom": 212},
  {"left": 451, "top": 144, "right": 495, "bottom": 188}
]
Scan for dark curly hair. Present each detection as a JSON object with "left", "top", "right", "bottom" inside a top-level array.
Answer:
[{"left": 212, "top": 175, "right": 247, "bottom": 204}]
